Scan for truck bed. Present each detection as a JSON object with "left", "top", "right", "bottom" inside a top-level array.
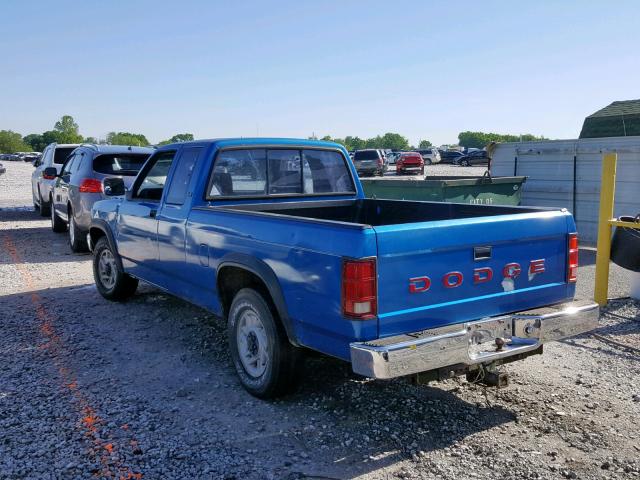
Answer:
[{"left": 219, "top": 198, "right": 548, "bottom": 226}]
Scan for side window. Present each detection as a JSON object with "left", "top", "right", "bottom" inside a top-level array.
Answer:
[
  {"left": 268, "top": 150, "right": 302, "bottom": 194},
  {"left": 134, "top": 151, "right": 177, "bottom": 200},
  {"left": 208, "top": 149, "right": 267, "bottom": 197},
  {"left": 165, "top": 147, "right": 202, "bottom": 205}
]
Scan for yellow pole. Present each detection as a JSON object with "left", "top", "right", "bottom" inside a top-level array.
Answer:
[{"left": 594, "top": 153, "right": 617, "bottom": 306}]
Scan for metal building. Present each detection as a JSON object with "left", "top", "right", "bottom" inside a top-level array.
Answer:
[{"left": 491, "top": 136, "right": 640, "bottom": 244}]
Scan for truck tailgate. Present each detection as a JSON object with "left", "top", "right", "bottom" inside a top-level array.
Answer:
[{"left": 374, "top": 210, "right": 574, "bottom": 337}]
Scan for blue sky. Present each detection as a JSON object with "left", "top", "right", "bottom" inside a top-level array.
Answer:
[{"left": 1, "top": 1, "right": 638, "bottom": 145}]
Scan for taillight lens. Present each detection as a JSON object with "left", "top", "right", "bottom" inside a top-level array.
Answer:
[
  {"left": 567, "top": 233, "right": 578, "bottom": 283},
  {"left": 342, "top": 258, "right": 377, "bottom": 319},
  {"left": 79, "top": 178, "right": 103, "bottom": 193}
]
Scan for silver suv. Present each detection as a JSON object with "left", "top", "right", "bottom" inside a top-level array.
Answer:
[
  {"left": 46, "top": 144, "right": 153, "bottom": 251},
  {"left": 31, "top": 143, "right": 81, "bottom": 216}
]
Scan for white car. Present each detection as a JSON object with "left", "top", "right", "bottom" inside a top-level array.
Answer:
[
  {"left": 31, "top": 143, "right": 81, "bottom": 216},
  {"left": 416, "top": 148, "right": 441, "bottom": 165}
]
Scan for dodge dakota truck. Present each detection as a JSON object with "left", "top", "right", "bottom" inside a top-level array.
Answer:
[{"left": 88, "top": 138, "right": 599, "bottom": 398}]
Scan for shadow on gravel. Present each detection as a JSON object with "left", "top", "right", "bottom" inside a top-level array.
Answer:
[
  {"left": 0, "top": 209, "right": 47, "bottom": 222},
  {"left": 578, "top": 248, "right": 596, "bottom": 266},
  {"left": 1, "top": 282, "right": 517, "bottom": 479}
]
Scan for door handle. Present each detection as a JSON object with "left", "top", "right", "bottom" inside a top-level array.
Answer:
[{"left": 149, "top": 209, "right": 157, "bottom": 218}]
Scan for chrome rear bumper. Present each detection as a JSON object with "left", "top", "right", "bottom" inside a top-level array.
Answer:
[{"left": 350, "top": 299, "right": 599, "bottom": 379}]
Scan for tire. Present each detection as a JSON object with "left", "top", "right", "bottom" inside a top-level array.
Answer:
[
  {"left": 39, "top": 190, "right": 50, "bottom": 217},
  {"left": 50, "top": 199, "right": 66, "bottom": 233},
  {"left": 420, "top": 167, "right": 425, "bottom": 175},
  {"left": 228, "top": 288, "right": 301, "bottom": 399},
  {"left": 92, "top": 236, "right": 138, "bottom": 301},
  {"left": 68, "top": 211, "right": 88, "bottom": 253},
  {"left": 425, "top": 158, "right": 432, "bottom": 165},
  {"left": 461, "top": 160, "right": 470, "bottom": 167}
]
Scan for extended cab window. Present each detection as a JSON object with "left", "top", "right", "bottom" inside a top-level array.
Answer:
[
  {"left": 207, "top": 148, "right": 354, "bottom": 198},
  {"left": 209, "top": 149, "right": 267, "bottom": 197},
  {"left": 134, "top": 151, "right": 176, "bottom": 200},
  {"left": 165, "top": 147, "right": 202, "bottom": 205}
]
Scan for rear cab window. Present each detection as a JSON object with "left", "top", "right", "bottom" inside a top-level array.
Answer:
[
  {"left": 93, "top": 154, "right": 149, "bottom": 176},
  {"left": 207, "top": 147, "right": 354, "bottom": 199}
]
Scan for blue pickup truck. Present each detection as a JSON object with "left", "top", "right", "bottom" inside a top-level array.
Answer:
[{"left": 88, "top": 138, "right": 599, "bottom": 398}]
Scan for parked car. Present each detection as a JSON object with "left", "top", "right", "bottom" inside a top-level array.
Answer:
[
  {"left": 416, "top": 148, "right": 441, "bottom": 165},
  {"left": 31, "top": 143, "right": 81, "bottom": 216},
  {"left": 395, "top": 152, "right": 424, "bottom": 175},
  {"left": 353, "top": 149, "right": 386, "bottom": 176},
  {"left": 439, "top": 150, "right": 465, "bottom": 164},
  {"left": 386, "top": 152, "right": 401, "bottom": 165},
  {"left": 88, "top": 137, "right": 598, "bottom": 399},
  {"left": 457, "top": 149, "right": 489, "bottom": 166},
  {"left": 46, "top": 144, "right": 153, "bottom": 252}
]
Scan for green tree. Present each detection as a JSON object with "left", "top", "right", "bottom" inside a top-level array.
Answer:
[
  {"left": 23, "top": 133, "right": 47, "bottom": 152},
  {"left": 418, "top": 139, "right": 432, "bottom": 149},
  {"left": 53, "top": 115, "right": 83, "bottom": 143},
  {"left": 343, "top": 136, "right": 365, "bottom": 151},
  {"left": 458, "top": 131, "right": 547, "bottom": 149},
  {"left": 378, "top": 132, "right": 410, "bottom": 150},
  {"left": 0, "top": 130, "right": 31, "bottom": 153},
  {"left": 106, "top": 131, "right": 150, "bottom": 146},
  {"left": 83, "top": 136, "right": 98, "bottom": 144},
  {"left": 158, "top": 133, "right": 195, "bottom": 145}
]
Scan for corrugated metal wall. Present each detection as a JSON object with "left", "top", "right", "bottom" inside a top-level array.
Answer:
[{"left": 492, "top": 136, "right": 640, "bottom": 244}]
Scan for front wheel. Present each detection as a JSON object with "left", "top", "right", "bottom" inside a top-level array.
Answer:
[
  {"left": 93, "top": 237, "right": 138, "bottom": 301},
  {"left": 228, "top": 288, "right": 300, "bottom": 399},
  {"left": 461, "top": 160, "right": 470, "bottom": 166},
  {"left": 425, "top": 158, "right": 432, "bottom": 165}
]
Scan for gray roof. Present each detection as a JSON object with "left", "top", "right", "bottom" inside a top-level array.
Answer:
[{"left": 579, "top": 99, "right": 640, "bottom": 138}]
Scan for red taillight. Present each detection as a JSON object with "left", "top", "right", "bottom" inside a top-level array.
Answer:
[
  {"left": 43, "top": 173, "right": 56, "bottom": 180},
  {"left": 567, "top": 233, "right": 578, "bottom": 283},
  {"left": 79, "top": 178, "right": 103, "bottom": 193},
  {"left": 342, "top": 258, "right": 377, "bottom": 319}
]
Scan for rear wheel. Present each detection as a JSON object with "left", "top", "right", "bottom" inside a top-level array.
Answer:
[
  {"left": 39, "top": 191, "right": 50, "bottom": 217},
  {"left": 50, "top": 199, "right": 66, "bottom": 233},
  {"left": 228, "top": 288, "right": 301, "bottom": 399},
  {"left": 68, "top": 212, "right": 89, "bottom": 253},
  {"left": 93, "top": 237, "right": 138, "bottom": 300},
  {"left": 461, "top": 159, "right": 470, "bottom": 167}
]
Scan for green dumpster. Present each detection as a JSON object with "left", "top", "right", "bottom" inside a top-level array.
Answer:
[{"left": 360, "top": 174, "right": 527, "bottom": 206}]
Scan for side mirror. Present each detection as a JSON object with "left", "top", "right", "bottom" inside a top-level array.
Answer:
[
  {"left": 43, "top": 167, "right": 57, "bottom": 180},
  {"left": 103, "top": 177, "right": 126, "bottom": 196}
]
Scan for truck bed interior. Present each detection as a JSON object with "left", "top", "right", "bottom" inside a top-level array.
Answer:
[{"left": 219, "top": 199, "right": 549, "bottom": 227}]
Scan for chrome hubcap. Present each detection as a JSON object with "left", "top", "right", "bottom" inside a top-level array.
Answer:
[
  {"left": 236, "top": 309, "right": 269, "bottom": 378},
  {"left": 98, "top": 249, "right": 117, "bottom": 289}
]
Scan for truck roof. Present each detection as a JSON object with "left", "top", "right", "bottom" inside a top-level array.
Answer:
[{"left": 156, "top": 137, "right": 345, "bottom": 151}]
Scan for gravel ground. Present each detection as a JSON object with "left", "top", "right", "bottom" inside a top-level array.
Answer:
[{"left": 1, "top": 161, "right": 638, "bottom": 479}]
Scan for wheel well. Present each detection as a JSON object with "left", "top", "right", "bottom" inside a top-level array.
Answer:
[
  {"left": 217, "top": 266, "right": 276, "bottom": 320},
  {"left": 89, "top": 227, "right": 106, "bottom": 246}
]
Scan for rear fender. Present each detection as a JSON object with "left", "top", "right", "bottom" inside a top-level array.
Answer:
[{"left": 217, "top": 253, "right": 299, "bottom": 346}]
